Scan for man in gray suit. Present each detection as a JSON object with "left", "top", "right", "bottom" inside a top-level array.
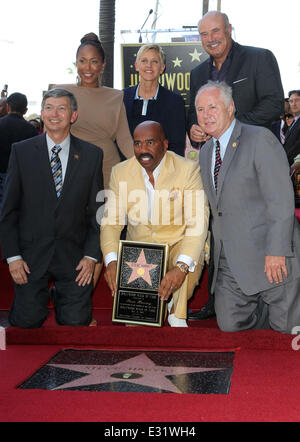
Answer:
[{"left": 194, "top": 81, "right": 300, "bottom": 333}]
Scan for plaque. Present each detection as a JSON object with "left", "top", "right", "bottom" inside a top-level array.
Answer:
[{"left": 112, "top": 240, "right": 169, "bottom": 327}]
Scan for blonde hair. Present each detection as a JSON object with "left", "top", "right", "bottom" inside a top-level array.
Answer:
[{"left": 136, "top": 44, "right": 166, "bottom": 66}]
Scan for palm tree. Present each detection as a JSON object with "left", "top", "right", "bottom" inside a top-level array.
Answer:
[{"left": 99, "top": 0, "right": 116, "bottom": 87}]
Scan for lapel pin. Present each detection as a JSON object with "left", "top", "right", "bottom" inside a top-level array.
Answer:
[
  {"left": 232, "top": 142, "right": 237, "bottom": 148},
  {"left": 74, "top": 154, "right": 79, "bottom": 160}
]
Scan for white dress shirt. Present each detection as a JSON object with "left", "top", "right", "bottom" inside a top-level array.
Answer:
[
  {"left": 211, "top": 119, "right": 236, "bottom": 189},
  {"left": 104, "top": 155, "right": 196, "bottom": 271}
]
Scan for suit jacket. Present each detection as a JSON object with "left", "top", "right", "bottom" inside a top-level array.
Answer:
[
  {"left": 283, "top": 117, "right": 300, "bottom": 165},
  {"left": 199, "top": 120, "right": 300, "bottom": 295},
  {"left": 0, "top": 133, "right": 103, "bottom": 278},
  {"left": 0, "top": 113, "right": 38, "bottom": 173},
  {"left": 101, "top": 151, "right": 209, "bottom": 265},
  {"left": 123, "top": 84, "right": 186, "bottom": 156},
  {"left": 187, "top": 41, "right": 284, "bottom": 132}
]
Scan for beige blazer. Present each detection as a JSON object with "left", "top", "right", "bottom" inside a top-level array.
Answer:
[{"left": 100, "top": 151, "right": 209, "bottom": 265}]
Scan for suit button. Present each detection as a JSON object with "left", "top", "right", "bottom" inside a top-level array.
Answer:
[{"left": 218, "top": 212, "right": 222, "bottom": 216}]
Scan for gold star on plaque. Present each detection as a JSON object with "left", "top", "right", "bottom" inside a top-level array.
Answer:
[
  {"left": 172, "top": 57, "right": 183, "bottom": 68},
  {"left": 189, "top": 48, "right": 202, "bottom": 62}
]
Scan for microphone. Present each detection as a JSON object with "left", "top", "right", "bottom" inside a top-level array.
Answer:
[{"left": 139, "top": 9, "right": 153, "bottom": 43}]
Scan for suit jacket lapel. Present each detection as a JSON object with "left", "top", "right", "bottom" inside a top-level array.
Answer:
[
  {"left": 59, "top": 135, "right": 81, "bottom": 202},
  {"left": 225, "top": 42, "right": 246, "bottom": 86},
  {"left": 284, "top": 117, "right": 300, "bottom": 142},
  {"left": 35, "top": 133, "right": 58, "bottom": 203},
  {"left": 215, "top": 120, "right": 241, "bottom": 204}
]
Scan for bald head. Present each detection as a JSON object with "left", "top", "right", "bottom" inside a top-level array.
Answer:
[
  {"left": 198, "top": 11, "right": 230, "bottom": 31},
  {"left": 134, "top": 120, "right": 166, "bottom": 139}
]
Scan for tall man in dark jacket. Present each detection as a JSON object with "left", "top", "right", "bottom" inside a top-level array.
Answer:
[
  {"left": 0, "top": 88, "right": 103, "bottom": 328},
  {"left": 187, "top": 11, "right": 284, "bottom": 320},
  {"left": 0, "top": 92, "right": 38, "bottom": 209}
]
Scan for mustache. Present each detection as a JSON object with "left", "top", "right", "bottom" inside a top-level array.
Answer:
[
  {"left": 137, "top": 153, "right": 154, "bottom": 160},
  {"left": 206, "top": 40, "right": 221, "bottom": 46}
]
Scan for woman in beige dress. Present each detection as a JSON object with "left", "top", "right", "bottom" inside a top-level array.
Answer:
[
  {"left": 57, "top": 32, "right": 133, "bottom": 187},
  {"left": 57, "top": 33, "right": 133, "bottom": 289}
]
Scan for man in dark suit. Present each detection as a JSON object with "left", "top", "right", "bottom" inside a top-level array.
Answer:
[
  {"left": 188, "top": 10, "right": 284, "bottom": 321},
  {"left": 284, "top": 90, "right": 300, "bottom": 166},
  {"left": 0, "top": 92, "right": 38, "bottom": 209},
  {"left": 0, "top": 88, "right": 103, "bottom": 328},
  {"left": 194, "top": 81, "right": 300, "bottom": 333}
]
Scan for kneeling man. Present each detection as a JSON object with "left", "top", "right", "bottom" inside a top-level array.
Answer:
[
  {"left": 101, "top": 121, "right": 209, "bottom": 327},
  {"left": 195, "top": 81, "right": 300, "bottom": 334}
]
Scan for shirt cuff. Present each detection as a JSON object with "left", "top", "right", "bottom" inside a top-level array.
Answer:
[
  {"left": 105, "top": 252, "right": 118, "bottom": 267},
  {"left": 84, "top": 256, "right": 98, "bottom": 263},
  {"left": 7, "top": 255, "right": 23, "bottom": 264},
  {"left": 176, "top": 254, "right": 196, "bottom": 272}
]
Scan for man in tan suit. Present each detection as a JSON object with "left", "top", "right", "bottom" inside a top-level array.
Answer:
[{"left": 101, "top": 121, "right": 209, "bottom": 327}]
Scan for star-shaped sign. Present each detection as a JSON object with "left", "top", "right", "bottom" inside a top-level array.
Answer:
[
  {"left": 125, "top": 249, "right": 158, "bottom": 286},
  {"left": 172, "top": 57, "right": 183, "bottom": 68},
  {"left": 189, "top": 48, "right": 202, "bottom": 62},
  {"left": 49, "top": 353, "right": 225, "bottom": 393}
]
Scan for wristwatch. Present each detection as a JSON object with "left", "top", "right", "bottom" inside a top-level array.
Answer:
[{"left": 176, "top": 262, "right": 189, "bottom": 275}]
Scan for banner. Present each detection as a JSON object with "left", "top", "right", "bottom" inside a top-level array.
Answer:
[{"left": 121, "top": 43, "right": 208, "bottom": 109}]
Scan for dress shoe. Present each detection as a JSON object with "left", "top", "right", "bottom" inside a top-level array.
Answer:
[
  {"left": 188, "top": 296, "right": 216, "bottom": 320},
  {"left": 168, "top": 313, "right": 188, "bottom": 327}
]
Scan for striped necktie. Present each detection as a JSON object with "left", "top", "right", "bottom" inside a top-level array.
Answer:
[
  {"left": 214, "top": 140, "right": 222, "bottom": 191},
  {"left": 50, "top": 145, "right": 63, "bottom": 197}
]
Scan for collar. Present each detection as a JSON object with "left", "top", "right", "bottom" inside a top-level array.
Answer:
[
  {"left": 46, "top": 133, "right": 70, "bottom": 154},
  {"left": 141, "top": 153, "right": 166, "bottom": 183},
  {"left": 135, "top": 83, "right": 160, "bottom": 101},
  {"left": 209, "top": 39, "right": 235, "bottom": 67},
  {"left": 213, "top": 119, "right": 236, "bottom": 151}
]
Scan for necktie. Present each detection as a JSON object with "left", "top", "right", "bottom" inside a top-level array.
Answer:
[
  {"left": 50, "top": 145, "right": 63, "bottom": 197},
  {"left": 214, "top": 140, "right": 222, "bottom": 191}
]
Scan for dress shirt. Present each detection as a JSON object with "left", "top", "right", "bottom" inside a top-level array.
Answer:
[
  {"left": 209, "top": 42, "right": 234, "bottom": 82},
  {"left": 46, "top": 133, "right": 70, "bottom": 180},
  {"left": 134, "top": 83, "right": 159, "bottom": 116},
  {"left": 211, "top": 119, "right": 236, "bottom": 188},
  {"left": 104, "top": 155, "right": 196, "bottom": 271}
]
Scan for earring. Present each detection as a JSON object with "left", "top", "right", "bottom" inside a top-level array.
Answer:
[{"left": 76, "top": 75, "right": 81, "bottom": 86}]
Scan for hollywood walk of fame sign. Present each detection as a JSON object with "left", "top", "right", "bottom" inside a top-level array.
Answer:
[
  {"left": 121, "top": 42, "right": 208, "bottom": 109},
  {"left": 18, "top": 349, "right": 234, "bottom": 394},
  {"left": 112, "top": 240, "right": 169, "bottom": 327}
]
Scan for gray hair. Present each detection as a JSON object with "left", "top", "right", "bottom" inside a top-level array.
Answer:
[
  {"left": 42, "top": 88, "right": 78, "bottom": 112},
  {"left": 195, "top": 80, "right": 235, "bottom": 109}
]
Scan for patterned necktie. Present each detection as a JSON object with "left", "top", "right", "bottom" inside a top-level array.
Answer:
[
  {"left": 214, "top": 140, "right": 222, "bottom": 191},
  {"left": 50, "top": 145, "right": 63, "bottom": 197}
]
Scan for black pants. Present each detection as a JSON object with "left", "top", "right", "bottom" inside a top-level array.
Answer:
[{"left": 9, "top": 253, "right": 93, "bottom": 328}]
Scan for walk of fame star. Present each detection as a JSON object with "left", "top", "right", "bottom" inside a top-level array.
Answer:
[
  {"left": 125, "top": 249, "right": 158, "bottom": 286},
  {"left": 48, "top": 353, "right": 226, "bottom": 393},
  {"left": 18, "top": 350, "right": 234, "bottom": 394}
]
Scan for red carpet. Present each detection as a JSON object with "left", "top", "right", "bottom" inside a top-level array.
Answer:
[{"left": 1, "top": 242, "right": 300, "bottom": 422}]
